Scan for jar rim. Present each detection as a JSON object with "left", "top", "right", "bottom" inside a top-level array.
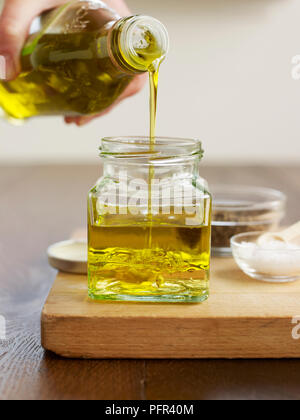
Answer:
[{"left": 99, "top": 136, "right": 204, "bottom": 163}]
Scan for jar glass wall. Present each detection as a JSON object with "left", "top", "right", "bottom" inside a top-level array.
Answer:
[{"left": 88, "top": 137, "right": 211, "bottom": 303}]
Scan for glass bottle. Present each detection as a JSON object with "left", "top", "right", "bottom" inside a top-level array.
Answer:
[
  {"left": 0, "top": 0, "right": 169, "bottom": 120},
  {"left": 88, "top": 137, "right": 212, "bottom": 303}
]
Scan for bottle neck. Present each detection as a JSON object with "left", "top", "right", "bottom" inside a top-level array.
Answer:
[{"left": 108, "top": 15, "right": 169, "bottom": 74}]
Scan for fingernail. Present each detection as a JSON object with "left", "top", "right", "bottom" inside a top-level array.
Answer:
[{"left": 0, "top": 54, "right": 16, "bottom": 80}]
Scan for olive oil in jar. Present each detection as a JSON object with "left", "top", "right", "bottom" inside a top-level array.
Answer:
[{"left": 88, "top": 211, "right": 211, "bottom": 302}]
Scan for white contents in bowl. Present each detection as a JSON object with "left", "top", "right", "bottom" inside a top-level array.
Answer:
[{"left": 237, "top": 240, "right": 300, "bottom": 277}]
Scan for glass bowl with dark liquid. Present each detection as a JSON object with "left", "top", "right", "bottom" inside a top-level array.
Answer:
[{"left": 211, "top": 185, "right": 286, "bottom": 257}]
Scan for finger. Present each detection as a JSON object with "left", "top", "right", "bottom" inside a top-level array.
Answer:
[
  {"left": 120, "top": 73, "right": 148, "bottom": 100},
  {"left": 75, "top": 101, "right": 122, "bottom": 127},
  {"left": 65, "top": 116, "right": 77, "bottom": 124},
  {"left": 105, "top": 0, "right": 131, "bottom": 17},
  {"left": 0, "top": 0, "right": 66, "bottom": 80},
  {"left": 67, "top": 74, "right": 147, "bottom": 126}
]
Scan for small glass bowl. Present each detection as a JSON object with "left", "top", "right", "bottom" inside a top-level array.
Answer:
[
  {"left": 231, "top": 232, "right": 300, "bottom": 283},
  {"left": 211, "top": 185, "right": 286, "bottom": 257}
]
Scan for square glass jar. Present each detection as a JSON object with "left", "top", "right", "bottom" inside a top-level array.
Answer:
[{"left": 88, "top": 137, "right": 211, "bottom": 303}]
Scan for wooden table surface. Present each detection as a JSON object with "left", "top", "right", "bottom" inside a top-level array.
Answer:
[{"left": 0, "top": 165, "right": 300, "bottom": 400}]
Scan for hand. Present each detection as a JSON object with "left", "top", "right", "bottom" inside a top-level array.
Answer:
[{"left": 0, "top": 0, "right": 146, "bottom": 125}]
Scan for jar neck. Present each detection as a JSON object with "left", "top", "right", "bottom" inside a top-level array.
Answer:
[
  {"left": 102, "top": 159, "right": 201, "bottom": 182},
  {"left": 108, "top": 15, "right": 169, "bottom": 74}
]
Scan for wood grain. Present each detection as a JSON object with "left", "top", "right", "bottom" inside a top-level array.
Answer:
[
  {"left": 41, "top": 257, "right": 300, "bottom": 359},
  {"left": 1, "top": 165, "right": 300, "bottom": 400},
  {"left": 145, "top": 359, "right": 300, "bottom": 400}
]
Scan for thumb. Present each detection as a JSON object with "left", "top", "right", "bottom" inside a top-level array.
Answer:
[
  {"left": 0, "top": 0, "right": 64, "bottom": 80},
  {"left": 0, "top": 0, "right": 41, "bottom": 80}
]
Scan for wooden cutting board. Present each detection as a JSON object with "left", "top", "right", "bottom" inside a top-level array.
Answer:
[{"left": 42, "top": 258, "right": 300, "bottom": 359}]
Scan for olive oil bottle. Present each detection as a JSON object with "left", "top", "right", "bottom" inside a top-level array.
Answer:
[{"left": 0, "top": 1, "right": 169, "bottom": 120}]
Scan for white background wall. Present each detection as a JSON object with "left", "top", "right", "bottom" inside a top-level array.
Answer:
[{"left": 0, "top": 0, "right": 300, "bottom": 165}]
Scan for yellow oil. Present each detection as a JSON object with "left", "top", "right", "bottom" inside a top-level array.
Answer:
[
  {"left": 0, "top": 17, "right": 167, "bottom": 121},
  {"left": 0, "top": 31, "right": 136, "bottom": 119},
  {"left": 147, "top": 66, "right": 160, "bottom": 245},
  {"left": 138, "top": 29, "right": 163, "bottom": 248},
  {"left": 88, "top": 212, "right": 211, "bottom": 302}
]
